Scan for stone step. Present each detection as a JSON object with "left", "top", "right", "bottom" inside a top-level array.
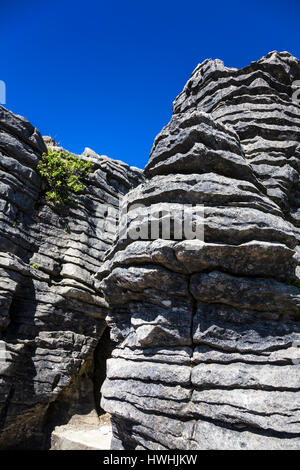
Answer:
[{"left": 50, "top": 413, "right": 112, "bottom": 450}]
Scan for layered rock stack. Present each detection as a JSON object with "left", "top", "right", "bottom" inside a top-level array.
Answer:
[
  {"left": 0, "top": 106, "right": 142, "bottom": 448},
  {"left": 97, "top": 52, "right": 300, "bottom": 449},
  {"left": 1, "top": 51, "right": 300, "bottom": 450}
]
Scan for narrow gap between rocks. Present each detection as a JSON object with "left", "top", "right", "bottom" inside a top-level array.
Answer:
[
  {"left": 93, "top": 326, "right": 115, "bottom": 415},
  {"left": 42, "top": 326, "right": 114, "bottom": 449}
]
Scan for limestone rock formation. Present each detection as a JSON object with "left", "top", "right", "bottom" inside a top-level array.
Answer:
[
  {"left": 97, "top": 51, "right": 300, "bottom": 450},
  {"left": 0, "top": 105, "right": 142, "bottom": 449},
  {"left": 1, "top": 51, "right": 300, "bottom": 451}
]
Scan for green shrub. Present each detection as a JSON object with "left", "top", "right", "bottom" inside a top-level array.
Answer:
[{"left": 37, "top": 149, "right": 94, "bottom": 205}]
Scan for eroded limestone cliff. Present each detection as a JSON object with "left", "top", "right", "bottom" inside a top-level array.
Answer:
[
  {"left": 98, "top": 51, "right": 300, "bottom": 450},
  {"left": 0, "top": 51, "right": 300, "bottom": 450},
  {"left": 0, "top": 106, "right": 142, "bottom": 448}
]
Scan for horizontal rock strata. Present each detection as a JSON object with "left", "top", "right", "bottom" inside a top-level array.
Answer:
[
  {"left": 0, "top": 106, "right": 142, "bottom": 448},
  {"left": 1, "top": 50, "right": 300, "bottom": 451},
  {"left": 98, "top": 51, "right": 300, "bottom": 450}
]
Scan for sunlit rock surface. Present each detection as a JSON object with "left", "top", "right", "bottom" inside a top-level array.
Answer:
[
  {"left": 0, "top": 106, "right": 142, "bottom": 448},
  {"left": 98, "top": 52, "right": 300, "bottom": 450},
  {"left": 1, "top": 51, "right": 300, "bottom": 450}
]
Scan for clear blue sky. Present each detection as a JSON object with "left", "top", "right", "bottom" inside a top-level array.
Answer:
[{"left": 1, "top": 0, "right": 300, "bottom": 168}]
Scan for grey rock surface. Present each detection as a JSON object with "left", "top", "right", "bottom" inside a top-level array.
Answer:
[
  {"left": 0, "top": 105, "right": 142, "bottom": 449},
  {"left": 98, "top": 51, "right": 300, "bottom": 450},
  {"left": 1, "top": 51, "right": 300, "bottom": 451}
]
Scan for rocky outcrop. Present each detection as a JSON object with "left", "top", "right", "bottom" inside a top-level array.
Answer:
[
  {"left": 1, "top": 51, "right": 300, "bottom": 451},
  {"left": 97, "top": 52, "right": 300, "bottom": 450},
  {"left": 0, "top": 106, "right": 142, "bottom": 449}
]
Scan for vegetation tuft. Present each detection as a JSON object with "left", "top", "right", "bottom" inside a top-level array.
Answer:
[
  {"left": 31, "top": 264, "right": 40, "bottom": 270},
  {"left": 286, "top": 279, "right": 300, "bottom": 290},
  {"left": 37, "top": 149, "right": 94, "bottom": 205}
]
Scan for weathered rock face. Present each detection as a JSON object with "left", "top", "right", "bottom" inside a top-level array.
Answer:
[
  {"left": 98, "top": 52, "right": 300, "bottom": 449},
  {"left": 1, "top": 51, "right": 300, "bottom": 451},
  {"left": 0, "top": 106, "right": 142, "bottom": 449}
]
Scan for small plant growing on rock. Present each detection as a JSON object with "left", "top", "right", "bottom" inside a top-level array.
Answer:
[
  {"left": 31, "top": 264, "right": 40, "bottom": 270},
  {"left": 37, "top": 149, "right": 94, "bottom": 205},
  {"left": 286, "top": 279, "right": 300, "bottom": 290}
]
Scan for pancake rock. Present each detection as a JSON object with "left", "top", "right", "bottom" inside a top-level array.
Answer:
[
  {"left": 98, "top": 52, "right": 300, "bottom": 449},
  {"left": 0, "top": 106, "right": 142, "bottom": 448}
]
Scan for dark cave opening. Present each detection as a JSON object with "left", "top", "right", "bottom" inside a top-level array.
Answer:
[
  {"left": 41, "top": 325, "right": 114, "bottom": 449},
  {"left": 93, "top": 326, "right": 115, "bottom": 415}
]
